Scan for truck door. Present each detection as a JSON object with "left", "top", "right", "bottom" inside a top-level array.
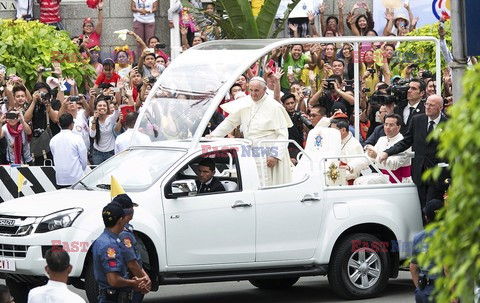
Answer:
[
  {"left": 163, "top": 149, "right": 256, "bottom": 267},
  {"left": 254, "top": 174, "right": 324, "bottom": 261}
]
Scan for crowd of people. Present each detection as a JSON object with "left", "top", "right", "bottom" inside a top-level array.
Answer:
[{"left": 0, "top": 1, "right": 476, "bottom": 191}]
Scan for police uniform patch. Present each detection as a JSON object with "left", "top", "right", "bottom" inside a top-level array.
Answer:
[
  {"left": 123, "top": 237, "right": 132, "bottom": 248},
  {"left": 107, "top": 247, "right": 116, "bottom": 259},
  {"left": 108, "top": 260, "right": 117, "bottom": 267}
]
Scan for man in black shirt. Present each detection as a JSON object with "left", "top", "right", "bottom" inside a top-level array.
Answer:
[{"left": 24, "top": 82, "right": 62, "bottom": 165}]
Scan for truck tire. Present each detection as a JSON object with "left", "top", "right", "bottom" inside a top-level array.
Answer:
[
  {"left": 6, "top": 278, "right": 32, "bottom": 303},
  {"left": 328, "top": 233, "right": 390, "bottom": 299},
  {"left": 249, "top": 277, "right": 299, "bottom": 290},
  {"left": 85, "top": 261, "right": 99, "bottom": 303}
]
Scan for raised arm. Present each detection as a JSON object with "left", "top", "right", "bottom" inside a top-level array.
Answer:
[
  {"left": 338, "top": 0, "right": 345, "bottom": 35},
  {"left": 96, "top": 0, "right": 104, "bottom": 35},
  {"left": 308, "top": 11, "right": 320, "bottom": 37},
  {"left": 383, "top": 8, "right": 394, "bottom": 36},
  {"left": 319, "top": 3, "right": 326, "bottom": 34}
]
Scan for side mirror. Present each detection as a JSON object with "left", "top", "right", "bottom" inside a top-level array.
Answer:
[{"left": 170, "top": 179, "right": 198, "bottom": 198}]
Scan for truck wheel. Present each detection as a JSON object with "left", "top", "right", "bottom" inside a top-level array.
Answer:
[
  {"left": 249, "top": 277, "right": 299, "bottom": 290},
  {"left": 328, "top": 233, "right": 390, "bottom": 299},
  {"left": 6, "top": 278, "right": 32, "bottom": 303},
  {"left": 85, "top": 261, "right": 99, "bottom": 303}
]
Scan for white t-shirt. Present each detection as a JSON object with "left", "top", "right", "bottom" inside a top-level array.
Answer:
[
  {"left": 49, "top": 129, "right": 88, "bottom": 186},
  {"left": 28, "top": 280, "right": 85, "bottom": 303},
  {"left": 132, "top": 0, "right": 157, "bottom": 23},
  {"left": 15, "top": 0, "right": 33, "bottom": 19},
  {"left": 114, "top": 128, "right": 151, "bottom": 154},
  {"left": 89, "top": 109, "right": 120, "bottom": 152},
  {"left": 73, "top": 110, "right": 90, "bottom": 150}
]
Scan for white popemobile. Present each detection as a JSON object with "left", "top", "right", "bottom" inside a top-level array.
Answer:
[{"left": 0, "top": 37, "right": 438, "bottom": 301}]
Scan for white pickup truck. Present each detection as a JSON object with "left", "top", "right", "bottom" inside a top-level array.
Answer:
[{"left": 0, "top": 38, "right": 423, "bottom": 302}]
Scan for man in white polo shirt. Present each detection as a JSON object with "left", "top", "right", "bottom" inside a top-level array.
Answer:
[{"left": 49, "top": 113, "right": 87, "bottom": 188}]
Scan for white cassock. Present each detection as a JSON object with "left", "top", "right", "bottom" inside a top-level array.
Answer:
[
  {"left": 354, "top": 133, "right": 412, "bottom": 185},
  {"left": 339, "top": 132, "right": 366, "bottom": 181},
  {"left": 211, "top": 94, "right": 293, "bottom": 186}
]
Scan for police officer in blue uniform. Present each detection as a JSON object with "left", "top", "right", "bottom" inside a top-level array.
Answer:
[
  {"left": 410, "top": 199, "right": 443, "bottom": 303},
  {"left": 113, "top": 194, "right": 151, "bottom": 302},
  {"left": 93, "top": 202, "right": 149, "bottom": 303}
]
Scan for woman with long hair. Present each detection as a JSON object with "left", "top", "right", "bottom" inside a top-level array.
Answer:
[{"left": 89, "top": 96, "right": 119, "bottom": 165}]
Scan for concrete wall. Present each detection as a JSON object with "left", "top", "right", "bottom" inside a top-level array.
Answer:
[{"left": 0, "top": 0, "right": 373, "bottom": 58}]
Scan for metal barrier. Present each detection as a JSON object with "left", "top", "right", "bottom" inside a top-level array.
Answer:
[{"left": 0, "top": 165, "right": 95, "bottom": 202}]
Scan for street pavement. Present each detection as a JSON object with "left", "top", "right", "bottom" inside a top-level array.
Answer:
[{"left": 66, "top": 271, "right": 414, "bottom": 303}]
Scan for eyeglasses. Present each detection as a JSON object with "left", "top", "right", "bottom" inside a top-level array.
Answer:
[{"left": 308, "top": 113, "right": 320, "bottom": 117}]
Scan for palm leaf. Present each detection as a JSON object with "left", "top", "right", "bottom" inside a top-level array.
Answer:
[
  {"left": 256, "top": 0, "right": 281, "bottom": 38},
  {"left": 217, "top": 0, "right": 259, "bottom": 38}
]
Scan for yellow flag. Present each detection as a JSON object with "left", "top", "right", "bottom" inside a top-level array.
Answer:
[
  {"left": 18, "top": 171, "right": 25, "bottom": 193},
  {"left": 111, "top": 176, "right": 125, "bottom": 198}
]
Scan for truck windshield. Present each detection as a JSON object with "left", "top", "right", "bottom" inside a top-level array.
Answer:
[
  {"left": 134, "top": 45, "right": 265, "bottom": 144},
  {"left": 72, "top": 149, "right": 184, "bottom": 192}
]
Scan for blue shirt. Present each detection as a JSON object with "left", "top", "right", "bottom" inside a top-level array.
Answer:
[
  {"left": 412, "top": 229, "right": 439, "bottom": 280},
  {"left": 92, "top": 228, "right": 130, "bottom": 290},
  {"left": 119, "top": 223, "right": 142, "bottom": 267}
]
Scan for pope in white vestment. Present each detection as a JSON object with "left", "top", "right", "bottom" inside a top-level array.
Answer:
[{"left": 210, "top": 78, "right": 293, "bottom": 186}]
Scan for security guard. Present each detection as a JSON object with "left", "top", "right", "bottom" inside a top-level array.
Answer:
[
  {"left": 113, "top": 194, "right": 151, "bottom": 302},
  {"left": 410, "top": 199, "right": 443, "bottom": 303},
  {"left": 93, "top": 202, "right": 148, "bottom": 303}
]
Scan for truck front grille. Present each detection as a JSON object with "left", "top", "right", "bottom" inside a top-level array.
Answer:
[{"left": 0, "top": 244, "right": 29, "bottom": 258}]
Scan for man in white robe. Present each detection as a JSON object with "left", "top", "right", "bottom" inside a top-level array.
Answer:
[
  {"left": 354, "top": 114, "right": 412, "bottom": 185},
  {"left": 329, "top": 115, "right": 365, "bottom": 183},
  {"left": 210, "top": 77, "right": 293, "bottom": 186}
]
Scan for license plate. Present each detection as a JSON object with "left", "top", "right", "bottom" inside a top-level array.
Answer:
[{"left": 0, "top": 258, "right": 15, "bottom": 271}]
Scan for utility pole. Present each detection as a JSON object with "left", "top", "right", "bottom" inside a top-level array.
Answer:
[
  {"left": 170, "top": 0, "right": 182, "bottom": 60},
  {"left": 449, "top": 0, "right": 468, "bottom": 103}
]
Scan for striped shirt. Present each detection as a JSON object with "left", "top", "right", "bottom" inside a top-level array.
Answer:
[{"left": 38, "top": 0, "right": 61, "bottom": 24}]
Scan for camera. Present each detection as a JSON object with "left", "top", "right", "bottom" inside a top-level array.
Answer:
[
  {"left": 292, "top": 111, "right": 313, "bottom": 130},
  {"left": 303, "top": 88, "right": 311, "bottom": 96},
  {"left": 33, "top": 128, "right": 45, "bottom": 138},
  {"left": 5, "top": 112, "right": 18, "bottom": 120},
  {"left": 39, "top": 67, "right": 52, "bottom": 72},
  {"left": 362, "top": 87, "right": 371, "bottom": 93},
  {"left": 369, "top": 91, "right": 396, "bottom": 107},
  {"left": 148, "top": 76, "right": 157, "bottom": 84},
  {"left": 40, "top": 92, "right": 52, "bottom": 101},
  {"left": 155, "top": 43, "right": 166, "bottom": 49},
  {"left": 70, "top": 96, "right": 80, "bottom": 102},
  {"left": 367, "top": 68, "right": 376, "bottom": 74},
  {"left": 421, "top": 70, "right": 434, "bottom": 79},
  {"left": 326, "top": 78, "right": 337, "bottom": 90},
  {"left": 104, "top": 95, "right": 114, "bottom": 101},
  {"left": 388, "top": 80, "right": 410, "bottom": 103}
]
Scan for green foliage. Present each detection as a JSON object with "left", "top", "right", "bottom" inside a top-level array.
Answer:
[
  {"left": 422, "top": 63, "right": 480, "bottom": 302},
  {"left": 182, "top": 0, "right": 301, "bottom": 39},
  {"left": 0, "top": 19, "right": 96, "bottom": 91},
  {"left": 392, "top": 20, "right": 452, "bottom": 76}
]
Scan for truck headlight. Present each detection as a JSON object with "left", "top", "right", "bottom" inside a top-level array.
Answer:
[{"left": 35, "top": 208, "right": 83, "bottom": 233}]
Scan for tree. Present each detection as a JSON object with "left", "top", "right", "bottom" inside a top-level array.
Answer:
[
  {"left": 421, "top": 63, "right": 480, "bottom": 302},
  {"left": 0, "top": 19, "right": 96, "bottom": 90},
  {"left": 181, "top": 0, "right": 302, "bottom": 39},
  {"left": 392, "top": 20, "right": 452, "bottom": 76}
]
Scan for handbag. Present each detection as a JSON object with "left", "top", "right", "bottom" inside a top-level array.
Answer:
[{"left": 30, "top": 110, "right": 53, "bottom": 158}]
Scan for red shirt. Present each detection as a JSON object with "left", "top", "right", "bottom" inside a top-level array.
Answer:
[
  {"left": 95, "top": 72, "right": 121, "bottom": 86},
  {"left": 38, "top": 0, "right": 61, "bottom": 24},
  {"left": 81, "top": 31, "right": 101, "bottom": 49}
]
